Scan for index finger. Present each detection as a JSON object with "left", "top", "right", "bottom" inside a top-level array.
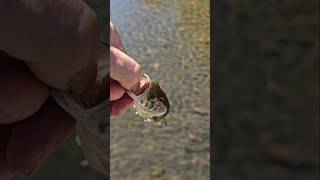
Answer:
[{"left": 110, "top": 46, "right": 142, "bottom": 90}]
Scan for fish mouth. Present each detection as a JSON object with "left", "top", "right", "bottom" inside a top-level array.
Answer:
[{"left": 127, "top": 73, "right": 151, "bottom": 100}]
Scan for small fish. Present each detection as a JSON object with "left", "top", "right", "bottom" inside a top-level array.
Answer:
[{"left": 127, "top": 74, "right": 170, "bottom": 126}]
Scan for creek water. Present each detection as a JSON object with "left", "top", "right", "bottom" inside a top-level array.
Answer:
[{"left": 110, "top": 0, "right": 210, "bottom": 179}]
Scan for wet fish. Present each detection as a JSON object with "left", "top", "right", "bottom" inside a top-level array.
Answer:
[{"left": 127, "top": 74, "right": 170, "bottom": 126}]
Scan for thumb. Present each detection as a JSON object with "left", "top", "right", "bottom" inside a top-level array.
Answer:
[{"left": 0, "top": 0, "right": 101, "bottom": 93}]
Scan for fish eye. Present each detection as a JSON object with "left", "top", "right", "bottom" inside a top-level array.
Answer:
[{"left": 149, "top": 94, "right": 156, "bottom": 99}]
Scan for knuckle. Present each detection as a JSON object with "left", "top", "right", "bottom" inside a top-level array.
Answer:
[{"left": 133, "top": 63, "right": 142, "bottom": 82}]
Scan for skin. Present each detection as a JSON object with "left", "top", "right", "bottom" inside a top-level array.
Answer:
[
  {"left": 0, "top": 1, "right": 142, "bottom": 179},
  {"left": 109, "top": 22, "right": 143, "bottom": 118}
]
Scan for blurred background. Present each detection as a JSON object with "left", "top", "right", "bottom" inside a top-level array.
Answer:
[{"left": 213, "top": 0, "right": 319, "bottom": 180}]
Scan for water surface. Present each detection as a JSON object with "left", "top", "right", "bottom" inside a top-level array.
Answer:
[{"left": 110, "top": 0, "right": 210, "bottom": 179}]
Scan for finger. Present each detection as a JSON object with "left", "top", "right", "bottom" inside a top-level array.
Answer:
[
  {"left": 110, "top": 79, "right": 125, "bottom": 101},
  {"left": 6, "top": 99, "right": 76, "bottom": 176},
  {"left": 0, "top": 52, "right": 48, "bottom": 124},
  {"left": 0, "top": 0, "right": 100, "bottom": 92},
  {"left": 110, "top": 22, "right": 126, "bottom": 53},
  {"left": 110, "top": 47, "right": 142, "bottom": 90},
  {"left": 111, "top": 94, "right": 133, "bottom": 118},
  {"left": 0, "top": 125, "right": 13, "bottom": 180}
]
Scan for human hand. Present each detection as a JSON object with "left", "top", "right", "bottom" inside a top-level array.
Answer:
[
  {"left": 0, "top": 0, "right": 101, "bottom": 179},
  {"left": 109, "top": 22, "right": 144, "bottom": 118}
]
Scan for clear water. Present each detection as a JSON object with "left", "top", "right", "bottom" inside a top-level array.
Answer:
[{"left": 110, "top": 0, "right": 210, "bottom": 179}]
